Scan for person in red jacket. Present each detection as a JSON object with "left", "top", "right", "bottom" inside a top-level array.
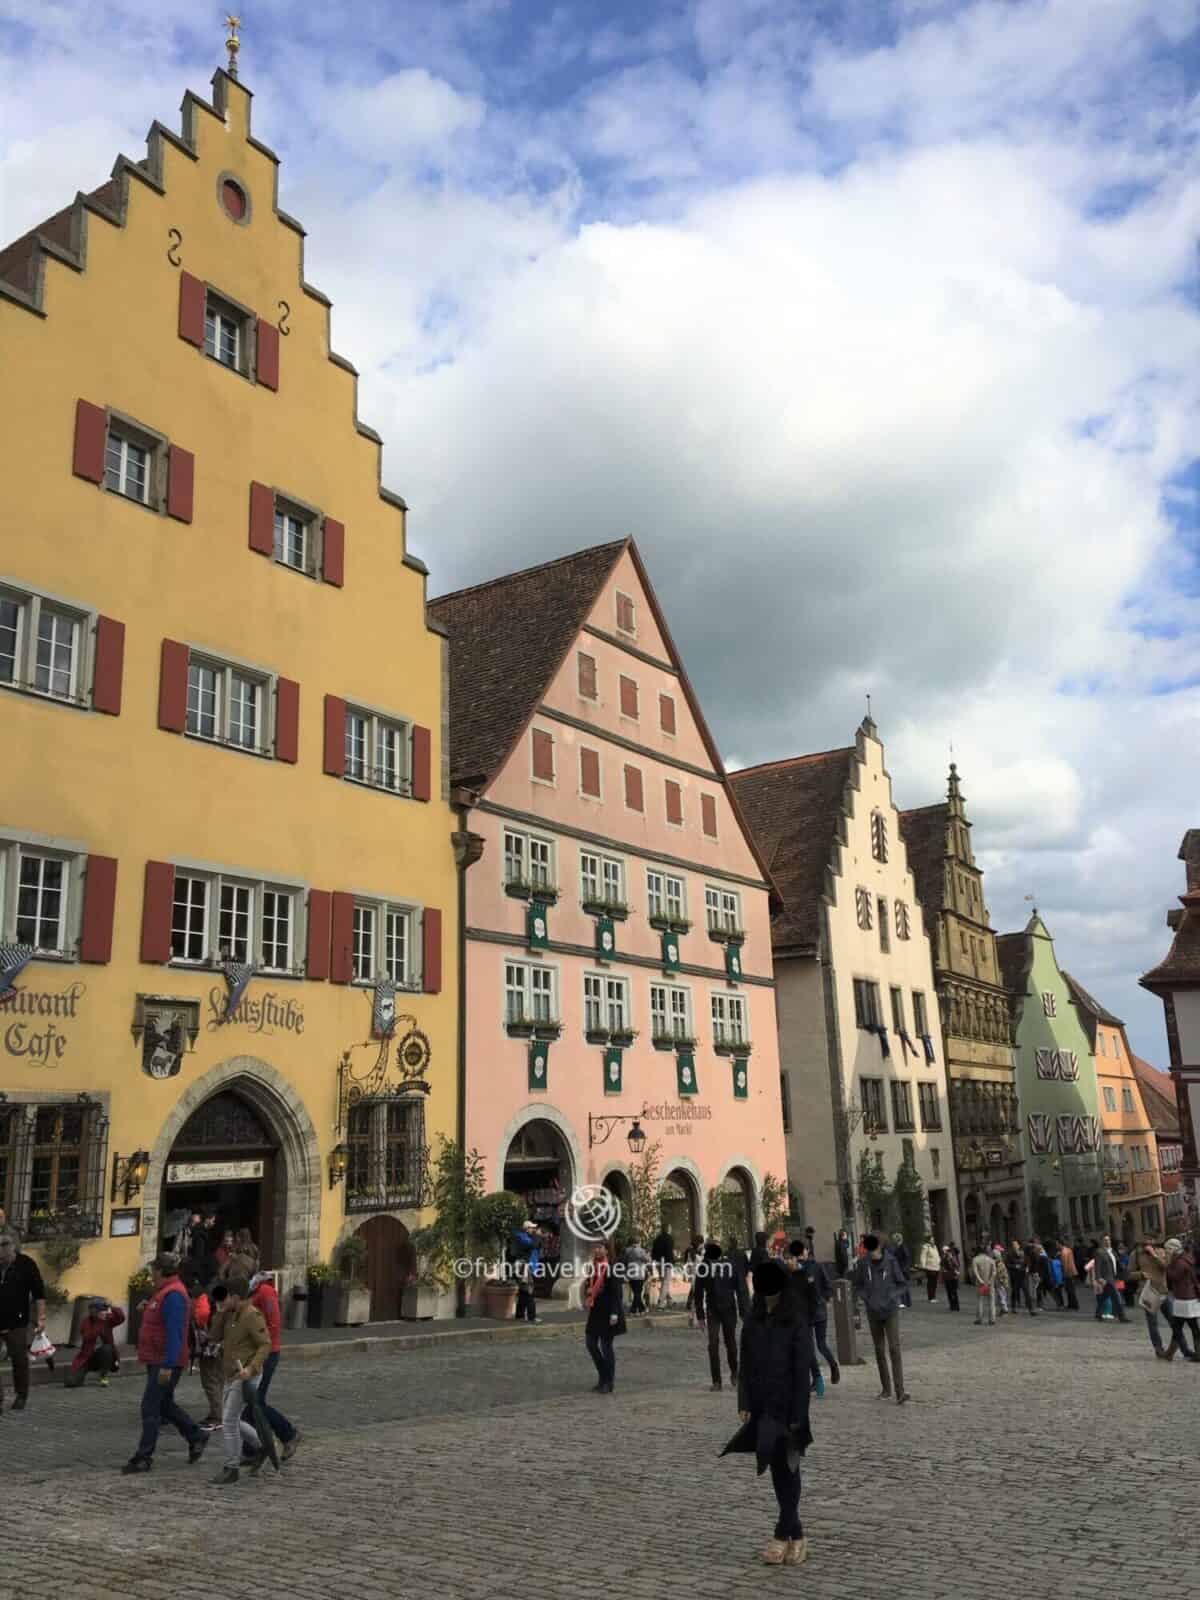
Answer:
[
  {"left": 245, "top": 1272, "right": 299, "bottom": 1459},
  {"left": 65, "top": 1298, "right": 125, "bottom": 1388},
  {"left": 121, "top": 1254, "right": 210, "bottom": 1475}
]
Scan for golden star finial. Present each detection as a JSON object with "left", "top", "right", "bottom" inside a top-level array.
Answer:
[{"left": 225, "top": 14, "right": 241, "bottom": 79}]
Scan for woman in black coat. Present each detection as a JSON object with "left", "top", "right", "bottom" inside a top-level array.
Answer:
[
  {"left": 583, "top": 1243, "right": 626, "bottom": 1394},
  {"left": 724, "top": 1259, "right": 814, "bottom": 1567}
]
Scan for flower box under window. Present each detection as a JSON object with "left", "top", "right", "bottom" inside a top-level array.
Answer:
[
  {"left": 653, "top": 1032, "right": 697, "bottom": 1052},
  {"left": 649, "top": 913, "right": 673, "bottom": 931},
  {"left": 505, "top": 878, "right": 559, "bottom": 905},
  {"left": 505, "top": 1017, "right": 538, "bottom": 1039},
  {"left": 708, "top": 926, "right": 745, "bottom": 946},
  {"left": 532, "top": 1020, "right": 563, "bottom": 1041},
  {"left": 714, "top": 1037, "right": 753, "bottom": 1057},
  {"left": 585, "top": 1026, "right": 612, "bottom": 1045},
  {"left": 669, "top": 916, "right": 692, "bottom": 934},
  {"left": 609, "top": 1028, "right": 638, "bottom": 1048},
  {"left": 583, "top": 896, "right": 630, "bottom": 921}
]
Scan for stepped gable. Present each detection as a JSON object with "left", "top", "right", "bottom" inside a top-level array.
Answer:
[{"left": 0, "top": 68, "right": 409, "bottom": 521}]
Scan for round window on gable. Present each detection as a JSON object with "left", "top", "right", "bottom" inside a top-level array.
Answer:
[{"left": 220, "top": 178, "right": 248, "bottom": 223}]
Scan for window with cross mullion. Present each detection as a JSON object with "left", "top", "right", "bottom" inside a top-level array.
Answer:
[{"left": 16, "top": 852, "right": 68, "bottom": 953}]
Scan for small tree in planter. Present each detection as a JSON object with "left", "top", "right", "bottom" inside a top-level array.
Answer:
[
  {"left": 37, "top": 1233, "right": 81, "bottom": 1344},
  {"left": 629, "top": 1141, "right": 664, "bottom": 1246},
  {"left": 333, "top": 1235, "right": 370, "bottom": 1326},
  {"left": 758, "top": 1173, "right": 790, "bottom": 1239},
  {"left": 473, "top": 1190, "right": 526, "bottom": 1319},
  {"left": 305, "top": 1261, "right": 338, "bottom": 1329}
]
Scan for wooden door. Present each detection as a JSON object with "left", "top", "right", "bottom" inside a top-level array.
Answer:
[{"left": 355, "top": 1215, "right": 414, "bottom": 1322}]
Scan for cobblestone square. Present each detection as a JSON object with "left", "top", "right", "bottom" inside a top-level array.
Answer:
[{"left": 0, "top": 1298, "right": 1189, "bottom": 1600}]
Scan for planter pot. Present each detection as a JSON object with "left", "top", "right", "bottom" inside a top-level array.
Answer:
[
  {"left": 505, "top": 882, "right": 533, "bottom": 900},
  {"left": 305, "top": 1282, "right": 339, "bottom": 1328},
  {"left": 400, "top": 1283, "right": 443, "bottom": 1320},
  {"left": 483, "top": 1282, "right": 518, "bottom": 1321},
  {"left": 44, "top": 1304, "right": 73, "bottom": 1346},
  {"left": 585, "top": 1030, "right": 611, "bottom": 1046},
  {"left": 334, "top": 1283, "right": 371, "bottom": 1326},
  {"left": 506, "top": 1023, "right": 535, "bottom": 1039}
]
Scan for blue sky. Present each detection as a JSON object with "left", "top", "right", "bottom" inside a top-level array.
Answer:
[{"left": 2, "top": 0, "right": 1198, "bottom": 1056}]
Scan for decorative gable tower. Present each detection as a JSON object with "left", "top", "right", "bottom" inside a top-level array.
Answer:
[{"left": 900, "top": 766, "right": 1021, "bottom": 1248}]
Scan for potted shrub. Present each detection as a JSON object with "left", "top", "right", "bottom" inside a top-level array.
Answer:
[
  {"left": 419, "top": 1137, "right": 487, "bottom": 1317},
  {"left": 402, "top": 1224, "right": 450, "bottom": 1320},
  {"left": 333, "top": 1236, "right": 371, "bottom": 1326},
  {"left": 125, "top": 1266, "right": 154, "bottom": 1347},
  {"left": 37, "top": 1234, "right": 81, "bottom": 1345},
  {"left": 472, "top": 1190, "right": 526, "bottom": 1320},
  {"left": 305, "top": 1261, "right": 338, "bottom": 1328}
]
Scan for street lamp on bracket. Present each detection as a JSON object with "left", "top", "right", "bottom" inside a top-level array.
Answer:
[{"left": 588, "top": 1109, "right": 648, "bottom": 1154}]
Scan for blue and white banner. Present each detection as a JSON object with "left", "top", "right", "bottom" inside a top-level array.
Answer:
[
  {"left": 0, "top": 943, "right": 34, "bottom": 999},
  {"left": 218, "top": 961, "right": 256, "bottom": 1023}
]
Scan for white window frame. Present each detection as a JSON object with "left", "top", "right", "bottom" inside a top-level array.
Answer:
[
  {"left": 912, "top": 990, "right": 929, "bottom": 1037},
  {"left": 580, "top": 849, "right": 626, "bottom": 910},
  {"left": 0, "top": 836, "right": 80, "bottom": 958},
  {"left": 344, "top": 702, "right": 413, "bottom": 796},
  {"left": 1102, "top": 1086, "right": 1117, "bottom": 1113},
  {"left": 351, "top": 897, "right": 420, "bottom": 987},
  {"left": 0, "top": 582, "right": 93, "bottom": 709},
  {"left": 504, "top": 960, "right": 558, "bottom": 1026},
  {"left": 185, "top": 649, "right": 273, "bottom": 756},
  {"left": 710, "top": 990, "right": 749, "bottom": 1050},
  {"left": 650, "top": 982, "right": 693, "bottom": 1042},
  {"left": 502, "top": 828, "right": 556, "bottom": 893},
  {"left": 167, "top": 866, "right": 302, "bottom": 974},
  {"left": 204, "top": 291, "right": 248, "bottom": 372},
  {"left": 272, "top": 498, "right": 318, "bottom": 577},
  {"left": 104, "top": 427, "right": 152, "bottom": 505},
  {"left": 583, "top": 971, "right": 631, "bottom": 1035},
  {"left": 854, "top": 978, "right": 882, "bottom": 1029},
  {"left": 615, "top": 589, "right": 637, "bottom": 636},
  {"left": 646, "top": 868, "right": 687, "bottom": 924},
  {"left": 705, "top": 885, "right": 741, "bottom": 933}
]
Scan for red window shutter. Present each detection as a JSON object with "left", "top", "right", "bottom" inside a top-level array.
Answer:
[
  {"left": 660, "top": 693, "right": 677, "bottom": 735},
  {"left": 167, "top": 446, "right": 194, "bottom": 523},
  {"left": 92, "top": 616, "right": 125, "bottom": 716},
  {"left": 423, "top": 907, "right": 443, "bottom": 994},
  {"left": 322, "top": 518, "right": 345, "bottom": 587},
  {"left": 624, "top": 764, "right": 644, "bottom": 813},
  {"left": 72, "top": 399, "right": 107, "bottom": 483},
  {"left": 141, "top": 860, "right": 175, "bottom": 963},
  {"left": 323, "top": 694, "right": 346, "bottom": 777},
  {"left": 580, "top": 747, "right": 601, "bottom": 797},
  {"left": 578, "top": 652, "right": 597, "bottom": 699},
  {"left": 275, "top": 677, "right": 299, "bottom": 763},
  {"left": 256, "top": 318, "right": 280, "bottom": 391},
  {"left": 330, "top": 892, "right": 354, "bottom": 984},
  {"left": 620, "top": 675, "right": 639, "bottom": 719},
  {"left": 158, "top": 639, "right": 188, "bottom": 733},
  {"left": 411, "top": 724, "right": 432, "bottom": 801},
  {"left": 249, "top": 481, "right": 274, "bottom": 555},
  {"left": 178, "top": 271, "right": 206, "bottom": 348},
  {"left": 532, "top": 728, "right": 555, "bottom": 781},
  {"left": 702, "top": 793, "right": 718, "bottom": 838},
  {"left": 665, "top": 779, "right": 683, "bottom": 825},
  {"left": 79, "top": 854, "right": 118, "bottom": 964},
  {"left": 306, "top": 890, "right": 332, "bottom": 980}
]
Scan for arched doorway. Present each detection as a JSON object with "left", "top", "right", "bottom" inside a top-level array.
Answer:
[
  {"left": 1121, "top": 1210, "right": 1135, "bottom": 1246},
  {"left": 160, "top": 1089, "right": 278, "bottom": 1264},
  {"left": 963, "top": 1192, "right": 980, "bottom": 1252},
  {"left": 503, "top": 1118, "right": 574, "bottom": 1299},
  {"left": 720, "top": 1168, "right": 755, "bottom": 1247},
  {"left": 602, "top": 1169, "right": 632, "bottom": 1233},
  {"left": 355, "top": 1215, "right": 415, "bottom": 1322},
  {"left": 660, "top": 1168, "right": 701, "bottom": 1249}
]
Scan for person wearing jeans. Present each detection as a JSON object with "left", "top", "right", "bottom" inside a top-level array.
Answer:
[
  {"left": 941, "top": 1244, "right": 962, "bottom": 1312},
  {"left": 696, "top": 1241, "right": 743, "bottom": 1390},
  {"left": 1093, "top": 1236, "right": 1129, "bottom": 1322},
  {"left": 852, "top": 1236, "right": 910, "bottom": 1404},
  {"left": 583, "top": 1243, "right": 625, "bottom": 1394},
  {"left": 0, "top": 1229, "right": 47, "bottom": 1413},
  {"left": 210, "top": 1276, "right": 271, "bottom": 1485},
  {"left": 246, "top": 1274, "right": 299, "bottom": 1457},
  {"left": 122, "top": 1254, "right": 208, "bottom": 1474}
]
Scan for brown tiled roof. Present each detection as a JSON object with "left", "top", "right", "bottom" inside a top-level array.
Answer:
[
  {"left": 0, "top": 179, "right": 121, "bottom": 299},
  {"left": 1063, "top": 972, "right": 1124, "bottom": 1029},
  {"left": 428, "top": 540, "right": 627, "bottom": 789},
  {"left": 995, "top": 930, "right": 1030, "bottom": 998},
  {"left": 1141, "top": 893, "right": 1200, "bottom": 990},
  {"left": 1131, "top": 1056, "right": 1181, "bottom": 1139},
  {"left": 729, "top": 748, "right": 856, "bottom": 952},
  {"left": 897, "top": 802, "right": 948, "bottom": 937}
]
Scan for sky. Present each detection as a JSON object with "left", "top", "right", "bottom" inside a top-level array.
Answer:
[{"left": 3, "top": 0, "right": 1198, "bottom": 1058}]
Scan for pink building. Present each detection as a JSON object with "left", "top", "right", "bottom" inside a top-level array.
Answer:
[{"left": 429, "top": 541, "right": 787, "bottom": 1295}]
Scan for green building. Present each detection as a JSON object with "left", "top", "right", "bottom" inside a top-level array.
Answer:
[{"left": 997, "top": 914, "right": 1106, "bottom": 1238}]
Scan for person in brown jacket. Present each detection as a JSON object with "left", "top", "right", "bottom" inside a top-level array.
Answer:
[
  {"left": 1163, "top": 1240, "right": 1200, "bottom": 1363},
  {"left": 210, "top": 1276, "right": 271, "bottom": 1485}
]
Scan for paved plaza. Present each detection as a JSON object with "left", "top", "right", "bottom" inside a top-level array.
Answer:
[{"left": 1, "top": 1297, "right": 1190, "bottom": 1600}]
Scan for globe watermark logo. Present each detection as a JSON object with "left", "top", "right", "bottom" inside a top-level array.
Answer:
[{"left": 564, "top": 1183, "right": 622, "bottom": 1242}]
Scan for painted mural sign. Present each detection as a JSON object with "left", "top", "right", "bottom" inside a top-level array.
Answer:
[
  {"left": 1035, "top": 1048, "right": 1079, "bottom": 1081},
  {"left": 166, "top": 1159, "right": 264, "bottom": 1184},
  {"left": 0, "top": 980, "right": 86, "bottom": 1064},
  {"left": 206, "top": 988, "right": 304, "bottom": 1035},
  {"left": 641, "top": 1100, "right": 713, "bottom": 1137}
]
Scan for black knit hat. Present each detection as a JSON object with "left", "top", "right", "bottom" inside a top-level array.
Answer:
[{"left": 751, "top": 1260, "right": 788, "bottom": 1296}]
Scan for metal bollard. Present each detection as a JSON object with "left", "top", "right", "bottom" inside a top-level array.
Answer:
[{"left": 832, "top": 1278, "right": 864, "bottom": 1365}]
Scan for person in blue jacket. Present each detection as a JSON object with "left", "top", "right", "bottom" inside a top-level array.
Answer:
[{"left": 511, "top": 1222, "right": 541, "bottom": 1324}]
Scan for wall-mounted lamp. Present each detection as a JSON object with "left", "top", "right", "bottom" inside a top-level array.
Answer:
[
  {"left": 329, "top": 1142, "right": 350, "bottom": 1188},
  {"left": 110, "top": 1150, "right": 150, "bottom": 1204}
]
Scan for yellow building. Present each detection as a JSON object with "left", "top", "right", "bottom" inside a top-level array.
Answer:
[{"left": 0, "top": 66, "right": 458, "bottom": 1325}]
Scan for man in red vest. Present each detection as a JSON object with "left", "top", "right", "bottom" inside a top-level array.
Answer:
[{"left": 121, "top": 1254, "right": 210, "bottom": 1475}]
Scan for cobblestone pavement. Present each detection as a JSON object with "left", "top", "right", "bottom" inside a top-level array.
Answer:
[{"left": 1, "top": 1296, "right": 1190, "bottom": 1600}]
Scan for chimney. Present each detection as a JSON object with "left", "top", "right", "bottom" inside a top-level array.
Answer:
[{"left": 1179, "top": 830, "right": 1200, "bottom": 894}]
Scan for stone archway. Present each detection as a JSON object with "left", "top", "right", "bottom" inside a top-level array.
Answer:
[
  {"left": 659, "top": 1160, "right": 704, "bottom": 1250},
  {"left": 601, "top": 1163, "right": 633, "bottom": 1233},
  {"left": 143, "top": 1056, "right": 321, "bottom": 1294},
  {"left": 714, "top": 1155, "right": 763, "bottom": 1245}
]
